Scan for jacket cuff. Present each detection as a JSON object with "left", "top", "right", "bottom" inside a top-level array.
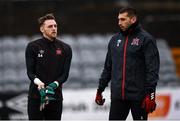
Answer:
[
  {"left": 97, "top": 88, "right": 104, "bottom": 94},
  {"left": 145, "top": 88, "right": 156, "bottom": 95},
  {"left": 34, "top": 78, "right": 42, "bottom": 85},
  {"left": 54, "top": 81, "right": 59, "bottom": 87}
]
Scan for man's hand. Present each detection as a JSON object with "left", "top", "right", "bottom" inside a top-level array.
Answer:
[
  {"left": 44, "top": 81, "right": 58, "bottom": 104},
  {"left": 46, "top": 81, "right": 58, "bottom": 95},
  {"left": 38, "top": 81, "right": 58, "bottom": 111},
  {"left": 39, "top": 88, "right": 56, "bottom": 111},
  {"left": 39, "top": 88, "right": 47, "bottom": 111},
  {"left": 142, "top": 92, "right": 156, "bottom": 113},
  {"left": 95, "top": 90, "right": 105, "bottom": 105},
  {"left": 34, "top": 78, "right": 45, "bottom": 90}
]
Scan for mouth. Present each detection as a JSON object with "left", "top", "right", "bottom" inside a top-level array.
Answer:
[
  {"left": 120, "top": 26, "right": 124, "bottom": 30},
  {"left": 52, "top": 32, "right": 57, "bottom": 34}
]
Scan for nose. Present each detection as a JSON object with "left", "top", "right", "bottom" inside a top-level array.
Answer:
[{"left": 53, "top": 25, "right": 56, "bottom": 29}]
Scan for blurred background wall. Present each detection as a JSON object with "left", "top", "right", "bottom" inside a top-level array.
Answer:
[{"left": 0, "top": 0, "right": 180, "bottom": 120}]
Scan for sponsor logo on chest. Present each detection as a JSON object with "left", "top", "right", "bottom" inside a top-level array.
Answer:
[
  {"left": 117, "top": 39, "right": 122, "bottom": 47},
  {"left": 38, "top": 50, "right": 44, "bottom": 57}
]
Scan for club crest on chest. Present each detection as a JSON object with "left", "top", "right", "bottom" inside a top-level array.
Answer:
[
  {"left": 56, "top": 48, "right": 62, "bottom": 55},
  {"left": 131, "top": 37, "right": 140, "bottom": 46}
]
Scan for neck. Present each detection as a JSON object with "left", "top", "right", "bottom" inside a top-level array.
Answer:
[
  {"left": 121, "top": 21, "right": 139, "bottom": 35},
  {"left": 43, "top": 34, "right": 55, "bottom": 41}
]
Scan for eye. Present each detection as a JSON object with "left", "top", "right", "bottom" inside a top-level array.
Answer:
[
  {"left": 47, "top": 24, "right": 57, "bottom": 28},
  {"left": 47, "top": 25, "right": 53, "bottom": 28},
  {"left": 120, "top": 18, "right": 125, "bottom": 21},
  {"left": 54, "top": 24, "right": 57, "bottom": 28}
]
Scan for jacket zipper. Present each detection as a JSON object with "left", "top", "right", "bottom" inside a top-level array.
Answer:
[{"left": 122, "top": 36, "right": 129, "bottom": 100}]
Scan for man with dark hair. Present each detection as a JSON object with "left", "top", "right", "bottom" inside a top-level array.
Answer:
[
  {"left": 25, "top": 13, "right": 72, "bottom": 120},
  {"left": 95, "top": 7, "right": 160, "bottom": 120}
]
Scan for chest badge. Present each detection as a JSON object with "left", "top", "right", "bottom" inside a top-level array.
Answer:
[
  {"left": 117, "top": 39, "right": 122, "bottom": 47},
  {"left": 38, "top": 50, "right": 44, "bottom": 57},
  {"left": 56, "top": 48, "right": 62, "bottom": 55},
  {"left": 131, "top": 37, "right": 140, "bottom": 46}
]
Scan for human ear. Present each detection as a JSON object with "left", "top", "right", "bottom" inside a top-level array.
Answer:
[
  {"left": 40, "top": 26, "right": 44, "bottom": 33},
  {"left": 131, "top": 16, "right": 137, "bottom": 24}
]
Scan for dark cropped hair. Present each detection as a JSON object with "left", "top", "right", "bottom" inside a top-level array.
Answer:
[
  {"left": 38, "top": 13, "right": 56, "bottom": 27},
  {"left": 119, "top": 7, "right": 137, "bottom": 18}
]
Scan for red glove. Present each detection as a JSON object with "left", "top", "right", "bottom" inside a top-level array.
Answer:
[
  {"left": 95, "top": 90, "right": 105, "bottom": 105},
  {"left": 142, "top": 92, "right": 156, "bottom": 113}
]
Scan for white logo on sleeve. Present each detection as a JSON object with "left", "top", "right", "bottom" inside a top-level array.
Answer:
[{"left": 117, "top": 39, "right": 122, "bottom": 47}]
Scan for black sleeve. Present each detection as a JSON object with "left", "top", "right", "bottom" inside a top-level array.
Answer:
[
  {"left": 98, "top": 41, "right": 112, "bottom": 92},
  {"left": 56, "top": 45, "right": 72, "bottom": 84},
  {"left": 25, "top": 42, "right": 37, "bottom": 82},
  {"left": 143, "top": 37, "right": 160, "bottom": 93}
]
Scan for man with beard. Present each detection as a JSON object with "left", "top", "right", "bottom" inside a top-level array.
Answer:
[
  {"left": 25, "top": 13, "right": 72, "bottom": 120},
  {"left": 95, "top": 7, "right": 160, "bottom": 120}
]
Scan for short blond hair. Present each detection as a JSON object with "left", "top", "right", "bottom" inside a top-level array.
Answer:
[{"left": 38, "top": 13, "right": 56, "bottom": 27}]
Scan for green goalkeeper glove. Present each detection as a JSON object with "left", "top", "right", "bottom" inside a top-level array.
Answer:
[
  {"left": 45, "top": 82, "right": 58, "bottom": 95},
  {"left": 39, "top": 88, "right": 56, "bottom": 111},
  {"left": 39, "top": 88, "right": 47, "bottom": 111}
]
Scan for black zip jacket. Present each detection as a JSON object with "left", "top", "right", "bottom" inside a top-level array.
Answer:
[
  {"left": 25, "top": 37, "right": 72, "bottom": 99},
  {"left": 98, "top": 22, "right": 160, "bottom": 101}
]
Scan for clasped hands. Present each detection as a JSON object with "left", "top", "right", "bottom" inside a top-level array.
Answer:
[{"left": 39, "top": 85, "right": 56, "bottom": 111}]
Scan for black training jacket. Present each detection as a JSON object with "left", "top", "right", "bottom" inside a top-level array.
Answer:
[
  {"left": 98, "top": 22, "right": 160, "bottom": 101},
  {"left": 25, "top": 37, "right": 72, "bottom": 99}
]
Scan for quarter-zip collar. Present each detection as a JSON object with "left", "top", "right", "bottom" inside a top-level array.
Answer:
[
  {"left": 42, "top": 37, "right": 57, "bottom": 44},
  {"left": 120, "top": 21, "right": 141, "bottom": 36}
]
